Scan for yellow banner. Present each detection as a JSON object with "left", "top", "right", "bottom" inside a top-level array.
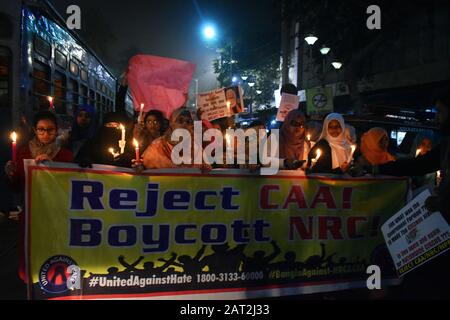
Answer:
[{"left": 25, "top": 162, "right": 409, "bottom": 299}]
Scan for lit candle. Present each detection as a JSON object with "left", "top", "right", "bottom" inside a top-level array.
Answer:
[
  {"left": 48, "top": 96, "right": 54, "bottom": 110},
  {"left": 311, "top": 149, "right": 322, "bottom": 167},
  {"left": 415, "top": 148, "right": 422, "bottom": 157},
  {"left": 10, "top": 132, "right": 17, "bottom": 162},
  {"left": 118, "top": 124, "right": 126, "bottom": 154},
  {"left": 139, "top": 103, "right": 145, "bottom": 123},
  {"left": 305, "top": 133, "right": 312, "bottom": 157},
  {"left": 436, "top": 170, "right": 441, "bottom": 186},
  {"left": 347, "top": 145, "right": 357, "bottom": 163},
  {"left": 133, "top": 139, "right": 140, "bottom": 163},
  {"left": 226, "top": 101, "right": 231, "bottom": 115}
]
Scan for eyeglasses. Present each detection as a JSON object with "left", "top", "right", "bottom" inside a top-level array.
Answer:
[
  {"left": 145, "top": 120, "right": 160, "bottom": 125},
  {"left": 36, "top": 127, "right": 57, "bottom": 135},
  {"left": 290, "top": 120, "right": 305, "bottom": 128}
]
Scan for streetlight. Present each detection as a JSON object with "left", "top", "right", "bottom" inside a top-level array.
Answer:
[
  {"left": 320, "top": 45, "right": 331, "bottom": 55},
  {"left": 241, "top": 76, "right": 248, "bottom": 81},
  {"left": 331, "top": 61, "right": 343, "bottom": 70},
  {"left": 304, "top": 34, "right": 318, "bottom": 45},
  {"left": 319, "top": 45, "right": 331, "bottom": 77},
  {"left": 202, "top": 25, "right": 216, "bottom": 40},
  {"left": 256, "top": 90, "right": 262, "bottom": 95},
  {"left": 232, "top": 76, "right": 238, "bottom": 83},
  {"left": 248, "top": 82, "right": 255, "bottom": 87}
]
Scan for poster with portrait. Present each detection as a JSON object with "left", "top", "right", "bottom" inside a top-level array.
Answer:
[{"left": 197, "top": 86, "right": 244, "bottom": 122}]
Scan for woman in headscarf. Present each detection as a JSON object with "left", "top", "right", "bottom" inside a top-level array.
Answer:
[
  {"left": 279, "top": 109, "right": 310, "bottom": 169},
  {"left": 308, "top": 113, "right": 353, "bottom": 174},
  {"left": 357, "top": 127, "right": 396, "bottom": 166},
  {"left": 133, "top": 109, "right": 167, "bottom": 152},
  {"left": 66, "top": 104, "right": 97, "bottom": 161},
  {"left": 142, "top": 107, "right": 203, "bottom": 169},
  {"left": 76, "top": 111, "right": 135, "bottom": 168}
]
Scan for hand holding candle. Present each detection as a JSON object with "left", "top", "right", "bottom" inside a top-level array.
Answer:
[
  {"left": 118, "top": 124, "right": 126, "bottom": 154},
  {"left": 109, "top": 148, "right": 119, "bottom": 159},
  {"left": 133, "top": 139, "right": 140, "bottom": 163},
  {"left": 311, "top": 149, "right": 322, "bottom": 168},
  {"left": 347, "top": 145, "right": 356, "bottom": 163},
  {"left": 10, "top": 132, "right": 17, "bottom": 162}
]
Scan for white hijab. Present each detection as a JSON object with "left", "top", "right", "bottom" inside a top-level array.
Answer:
[{"left": 318, "top": 113, "right": 352, "bottom": 169}]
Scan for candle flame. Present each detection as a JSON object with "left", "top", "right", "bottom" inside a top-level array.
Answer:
[
  {"left": 10, "top": 132, "right": 17, "bottom": 142},
  {"left": 315, "top": 149, "right": 322, "bottom": 160},
  {"left": 109, "top": 148, "right": 115, "bottom": 155},
  {"left": 307, "top": 134, "right": 311, "bottom": 141},
  {"left": 48, "top": 96, "right": 53, "bottom": 102},
  {"left": 140, "top": 103, "right": 144, "bottom": 111},
  {"left": 133, "top": 138, "right": 139, "bottom": 148},
  {"left": 416, "top": 148, "right": 421, "bottom": 157},
  {"left": 119, "top": 124, "right": 125, "bottom": 130}
]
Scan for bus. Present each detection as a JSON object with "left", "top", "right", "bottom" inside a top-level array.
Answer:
[{"left": 0, "top": 0, "right": 118, "bottom": 163}]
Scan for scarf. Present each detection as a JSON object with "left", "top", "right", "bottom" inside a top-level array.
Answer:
[
  {"left": 279, "top": 109, "right": 306, "bottom": 160},
  {"left": 361, "top": 127, "right": 396, "bottom": 165},
  {"left": 29, "top": 137, "right": 61, "bottom": 159},
  {"left": 318, "top": 113, "right": 352, "bottom": 169}
]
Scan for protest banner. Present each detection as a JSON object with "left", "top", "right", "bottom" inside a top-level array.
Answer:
[
  {"left": 197, "top": 86, "right": 244, "bottom": 121},
  {"left": 381, "top": 189, "right": 450, "bottom": 276},
  {"left": 25, "top": 161, "right": 409, "bottom": 300},
  {"left": 306, "top": 87, "right": 334, "bottom": 116},
  {"left": 127, "top": 55, "right": 196, "bottom": 118},
  {"left": 276, "top": 93, "right": 300, "bottom": 122}
]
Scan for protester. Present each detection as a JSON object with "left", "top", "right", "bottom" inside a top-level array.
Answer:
[
  {"left": 64, "top": 104, "right": 97, "bottom": 161},
  {"left": 133, "top": 110, "right": 167, "bottom": 152},
  {"left": 410, "top": 130, "right": 435, "bottom": 158},
  {"left": 5, "top": 111, "right": 73, "bottom": 191},
  {"left": 370, "top": 87, "right": 450, "bottom": 299},
  {"left": 307, "top": 113, "right": 353, "bottom": 174},
  {"left": 142, "top": 107, "right": 204, "bottom": 169},
  {"left": 407, "top": 130, "right": 438, "bottom": 189},
  {"left": 279, "top": 109, "right": 310, "bottom": 169},
  {"left": 3, "top": 110, "right": 73, "bottom": 283},
  {"left": 76, "top": 111, "right": 135, "bottom": 168},
  {"left": 356, "top": 127, "right": 396, "bottom": 166}
]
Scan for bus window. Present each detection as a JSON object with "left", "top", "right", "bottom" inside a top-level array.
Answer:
[
  {"left": 70, "top": 78, "right": 79, "bottom": 108},
  {"left": 55, "top": 49, "right": 67, "bottom": 69},
  {"left": 0, "top": 47, "right": 10, "bottom": 109},
  {"left": 54, "top": 71, "right": 67, "bottom": 114},
  {"left": 69, "top": 60, "right": 79, "bottom": 76},
  {"left": 80, "top": 84, "right": 88, "bottom": 105},
  {"left": 80, "top": 68, "right": 88, "bottom": 82},
  {"left": 34, "top": 36, "right": 51, "bottom": 60},
  {"left": 89, "top": 89, "right": 95, "bottom": 105},
  {"left": 32, "top": 61, "right": 51, "bottom": 110},
  {"left": 96, "top": 92, "right": 101, "bottom": 111}
]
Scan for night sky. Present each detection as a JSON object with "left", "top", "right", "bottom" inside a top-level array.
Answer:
[{"left": 48, "top": 0, "right": 280, "bottom": 92}]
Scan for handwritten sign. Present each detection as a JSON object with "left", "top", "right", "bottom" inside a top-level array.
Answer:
[{"left": 381, "top": 189, "right": 450, "bottom": 276}]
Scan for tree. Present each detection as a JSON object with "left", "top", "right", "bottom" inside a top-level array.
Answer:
[{"left": 212, "top": 28, "right": 281, "bottom": 109}]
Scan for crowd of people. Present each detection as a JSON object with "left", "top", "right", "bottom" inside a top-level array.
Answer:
[{"left": 1, "top": 78, "right": 449, "bottom": 299}]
